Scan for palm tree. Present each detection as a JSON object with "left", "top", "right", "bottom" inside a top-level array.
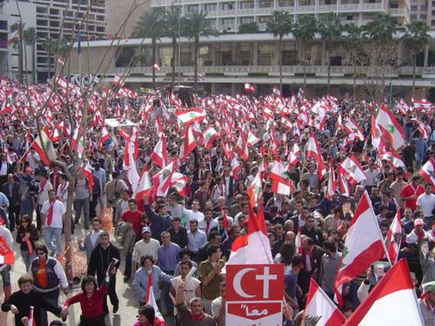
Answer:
[
  {"left": 401, "top": 20, "right": 431, "bottom": 96},
  {"left": 364, "top": 13, "right": 397, "bottom": 42},
  {"left": 341, "top": 24, "right": 365, "bottom": 97},
  {"left": 183, "top": 10, "right": 216, "bottom": 91},
  {"left": 292, "top": 15, "right": 317, "bottom": 89},
  {"left": 23, "top": 27, "right": 37, "bottom": 83},
  {"left": 266, "top": 10, "right": 293, "bottom": 93},
  {"left": 42, "top": 38, "right": 58, "bottom": 79},
  {"left": 133, "top": 9, "right": 166, "bottom": 89},
  {"left": 164, "top": 7, "right": 184, "bottom": 85},
  {"left": 318, "top": 13, "right": 343, "bottom": 92},
  {"left": 10, "top": 22, "right": 24, "bottom": 82}
]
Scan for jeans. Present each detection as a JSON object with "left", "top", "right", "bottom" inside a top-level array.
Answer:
[
  {"left": 44, "top": 227, "right": 63, "bottom": 256},
  {"left": 20, "top": 197, "right": 34, "bottom": 218},
  {"left": 40, "top": 288, "right": 59, "bottom": 326},
  {"left": 7, "top": 205, "right": 20, "bottom": 231},
  {"left": 124, "top": 253, "right": 132, "bottom": 278},
  {"left": 21, "top": 249, "right": 36, "bottom": 272},
  {"left": 36, "top": 204, "right": 43, "bottom": 231},
  {"left": 74, "top": 198, "right": 90, "bottom": 228}
]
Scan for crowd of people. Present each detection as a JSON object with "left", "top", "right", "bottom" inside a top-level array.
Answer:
[{"left": 0, "top": 78, "right": 434, "bottom": 325}]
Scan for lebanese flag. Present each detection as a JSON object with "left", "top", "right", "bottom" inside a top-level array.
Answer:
[
  {"left": 288, "top": 143, "right": 301, "bottom": 166},
  {"left": 344, "top": 117, "right": 364, "bottom": 141},
  {"left": 269, "top": 161, "right": 294, "bottom": 196},
  {"left": 171, "top": 172, "right": 188, "bottom": 196},
  {"left": 145, "top": 270, "right": 165, "bottom": 324},
  {"left": 82, "top": 162, "right": 95, "bottom": 191},
  {"left": 150, "top": 135, "right": 168, "bottom": 168},
  {"left": 234, "top": 135, "right": 249, "bottom": 161},
  {"left": 123, "top": 140, "right": 139, "bottom": 194},
  {"left": 338, "top": 170, "right": 350, "bottom": 197},
  {"left": 419, "top": 157, "right": 435, "bottom": 186},
  {"left": 175, "top": 108, "right": 206, "bottom": 125},
  {"left": 203, "top": 127, "right": 218, "bottom": 149},
  {"left": 244, "top": 83, "right": 255, "bottom": 92},
  {"left": 247, "top": 172, "right": 262, "bottom": 207},
  {"left": 113, "top": 73, "right": 125, "bottom": 86},
  {"left": 230, "top": 157, "right": 240, "bottom": 179},
  {"left": 375, "top": 105, "right": 406, "bottom": 151},
  {"left": 338, "top": 154, "right": 367, "bottom": 186},
  {"left": 153, "top": 161, "right": 176, "bottom": 197},
  {"left": 386, "top": 210, "right": 402, "bottom": 265},
  {"left": 134, "top": 168, "right": 152, "bottom": 200},
  {"left": 381, "top": 152, "right": 406, "bottom": 170},
  {"left": 334, "top": 191, "right": 386, "bottom": 305},
  {"left": 306, "top": 132, "right": 327, "bottom": 180},
  {"left": 371, "top": 114, "right": 382, "bottom": 150},
  {"left": 344, "top": 260, "right": 423, "bottom": 326},
  {"left": 32, "top": 126, "right": 57, "bottom": 166},
  {"left": 272, "top": 86, "right": 281, "bottom": 96},
  {"left": 304, "top": 279, "right": 346, "bottom": 326},
  {"left": 247, "top": 130, "right": 260, "bottom": 147},
  {"left": 179, "top": 126, "right": 196, "bottom": 159},
  {"left": 0, "top": 92, "right": 14, "bottom": 115},
  {"left": 412, "top": 98, "right": 432, "bottom": 110},
  {"left": 326, "top": 159, "right": 338, "bottom": 199},
  {"left": 27, "top": 306, "right": 36, "bottom": 326},
  {"left": 226, "top": 204, "right": 273, "bottom": 265}
]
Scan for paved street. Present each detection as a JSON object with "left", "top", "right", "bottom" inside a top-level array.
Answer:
[{"left": 0, "top": 224, "right": 175, "bottom": 326}]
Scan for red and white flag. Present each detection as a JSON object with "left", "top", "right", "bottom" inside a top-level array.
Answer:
[
  {"left": 134, "top": 168, "right": 152, "bottom": 201},
  {"left": 344, "top": 117, "right": 365, "bottom": 141},
  {"left": 338, "top": 154, "right": 367, "bottom": 186},
  {"left": 412, "top": 98, "right": 432, "bottom": 110},
  {"left": 27, "top": 306, "right": 36, "bottom": 326},
  {"left": 153, "top": 63, "right": 161, "bottom": 72},
  {"left": 288, "top": 143, "right": 300, "bottom": 166},
  {"left": 123, "top": 139, "right": 139, "bottom": 194},
  {"left": 203, "top": 127, "right": 218, "bottom": 149},
  {"left": 344, "top": 260, "right": 423, "bottom": 325},
  {"left": 306, "top": 132, "right": 327, "bottom": 180},
  {"left": 113, "top": 73, "right": 125, "bottom": 86},
  {"left": 375, "top": 105, "right": 406, "bottom": 151},
  {"left": 326, "top": 159, "right": 338, "bottom": 199},
  {"left": 175, "top": 108, "right": 206, "bottom": 125},
  {"left": 304, "top": 279, "right": 346, "bottom": 326},
  {"left": 179, "top": 126, "right": 196, "bottom": 159},
  {"left": 145, "top": 270, "right": 165, "bottom": 324},
  {"left": 386, "top": 210, "right": 402, "bottom": 265},
  {"left": 244, "top": 83, "right": 255, "bottom": 92},
  {"left": 32, "top": 127, "right": 57, "bottom": 166},
  {"left": 153, "top": 161, "right": 176, "bottom": 197},
  {"left": 269, "top": 161, "right": 294, "bottom": 196},
  {"left": 247, "top": 172, "right": 262, "bottom": 208},
  {"left": 419, "top": 157, "right": 435, "bottom": 186},
  {"left": 226, "top": 204, "right": 273, "bottom": 265},
  {"left": 334, "top": 191, "right": 387, "bottom": 305},
  {"left": 381, "top": 152, "right": 406, "bottom": 170},
  {"left": 171, "top": 172, "right": 188, "bottom": 196},
  {"left": 150, "top": 135, "right": 168, "bottom": 168}
]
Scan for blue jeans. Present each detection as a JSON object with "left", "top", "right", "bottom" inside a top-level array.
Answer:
[
  {"left": 74, "top": 198, "right": 90, "bottom": 228},
  {"left": 44, "top": 227, "right": 63, "bottom": 256},
  {"left": 21, "top": 249, "right": 36, "bottom": 272}
]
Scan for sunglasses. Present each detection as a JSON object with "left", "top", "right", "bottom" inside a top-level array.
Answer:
[{"left": 36, "top": 252, "right": 45, "bottom": 256}]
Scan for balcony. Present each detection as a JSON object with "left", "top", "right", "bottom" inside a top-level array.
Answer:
[{"left": 112, "top": 65, "right": 435, "bottom": 76}]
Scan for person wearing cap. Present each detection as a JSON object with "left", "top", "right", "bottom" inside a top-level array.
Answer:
[
  {"left": 418, "top": 281, "right": 435, "bottom": 325},
  {"left": 417, "top": 183, "right": 435, "bottom": 229},
  {"left": 406, "top": 218, "right": 431, "bottom": 244},
  {"left": 131, "top": 226, "right": 161, "bottom": 279}
]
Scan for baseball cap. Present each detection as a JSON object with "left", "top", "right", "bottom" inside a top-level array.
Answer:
[
  {"left": 141, "top": 226, "right": 151, "bottom": 234},
  {"left": 414, "top": 218, "right": 425, "bottom": 227}
]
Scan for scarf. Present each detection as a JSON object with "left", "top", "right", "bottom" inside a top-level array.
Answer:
[
  {"left": 46, "top": 202, "right": 55, "bottom": 226},
  {"left": 190, "top": 311, "right": 205, "bottom": 322}
]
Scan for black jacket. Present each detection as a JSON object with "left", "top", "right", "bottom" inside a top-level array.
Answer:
[{"left": 87, "top": 243, "right": 120, "bottom": 283}]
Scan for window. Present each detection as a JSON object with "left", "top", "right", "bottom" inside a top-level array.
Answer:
[
  {"left": 411, "top": 5, "right": 417, "bottom": 10},
  {"left": 204, "top": 4, "right": 217, "bottom": 11}
]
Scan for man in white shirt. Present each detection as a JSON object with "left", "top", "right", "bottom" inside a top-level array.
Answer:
[
  {"left": 362, "top": 161, "right": 378, "bottom": 192},
  {"left": 41, "top": 190, "right": 66, "bottom": 256},
  {"left": 187, "top": 220, "right": 207, "bottom": 259},
  {"left": 132, "top": 226, "right": 160, "bottom": 269},
  {"left": 198, "top": 208, "right": 218, "bottom": 235},
  {"left": 182, "top": 200, "right": 205, "bottom": 226},
  {"left": 417, "top": 183, "right": 435, "bottom": 229},
  {"left": 26, "top": 148, "right": 41, "bottom": 170}
]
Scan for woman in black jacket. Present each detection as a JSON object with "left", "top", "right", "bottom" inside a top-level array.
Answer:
[
  {"left": 15, "top": 215, "right": 39, "bottom": 271},
  {"left": 2, "top": 274, "right": 68, "bottom": 326}
]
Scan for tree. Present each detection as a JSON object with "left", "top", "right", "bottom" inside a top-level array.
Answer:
[
  {"left": 341, "top": 24, "right": 364, "bottom": 98},
  {"left": 292, "top": 15, "right": 317, "bottom": 89},
  {"left": 318, "top": 13, "right": 343, "bottom": 92},
  {"left": 239, "top": 22, "right": 259, "bottom": 34},
  {"left": 266, "top": 10, "right": 293, "bottom": 93},
  {"left": 164, "top": 7, "right": 184, "bottom": 85},
  {"left": 361, "top": 14, "right": 398, "bottom": 100},
  {"left": 23, "top": 27, "right": 37, "bottom": 83},
  {"left": 10, "top": 22, "right": 24, "bottom": 82},
  {"left": 42, "top": 38, "right": 58, "bottom": 79},
  {"left": 183, "top": 10, "right": 217, "bottom": 91},
  {"left": 133, "top": 9, "right": 166, "bottom": 89},
  {"left": 401, "top": 20, "right": 431, "bottom": 96}
]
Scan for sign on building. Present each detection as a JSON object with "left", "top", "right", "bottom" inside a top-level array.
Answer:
[{"left": 226, "top": 264, "right": 284, "bottom": 326}]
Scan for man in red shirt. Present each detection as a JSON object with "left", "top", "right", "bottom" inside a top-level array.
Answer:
[
  {"left": 400, "top": 176, "right": 425, "bottom": 211},
  {"left": 121, "top": 199, "right": 143, "bottom": 240}
]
